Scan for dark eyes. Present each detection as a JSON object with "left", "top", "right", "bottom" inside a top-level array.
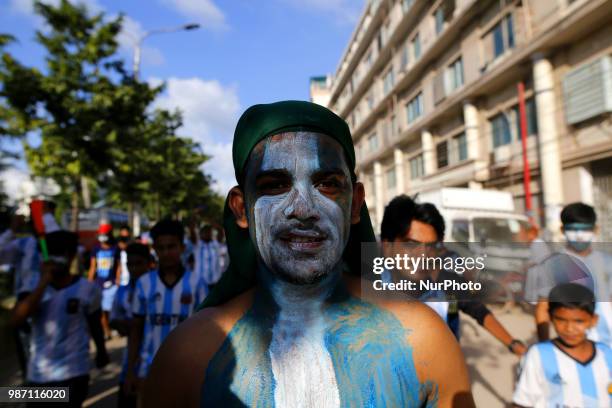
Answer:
[
  {"left": 256, "top": 178, "right": 344, "bottom": 195},
  {"left": 258, "top": 181, "right": 291, "bottom": 194}
]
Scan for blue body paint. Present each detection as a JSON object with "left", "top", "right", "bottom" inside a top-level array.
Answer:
[{"left": 202, "top": 285, "right": 436, "bottom": 407}]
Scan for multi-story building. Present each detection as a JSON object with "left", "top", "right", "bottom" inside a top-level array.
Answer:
[{"left": 314, "top": 0, "right": 612, "bottom": 240}]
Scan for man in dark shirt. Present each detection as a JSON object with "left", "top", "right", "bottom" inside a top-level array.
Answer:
[{"left": 380, "top": 195, "right": 527, "bottom": 356}]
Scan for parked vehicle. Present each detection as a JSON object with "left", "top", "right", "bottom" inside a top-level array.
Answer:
[{"left": 416, "top": 188, "right": 531, "bottom": 302}]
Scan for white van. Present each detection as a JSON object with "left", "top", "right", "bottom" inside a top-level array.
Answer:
[{"left": 416, "top": 188, "right": 531, "bottom": 287}]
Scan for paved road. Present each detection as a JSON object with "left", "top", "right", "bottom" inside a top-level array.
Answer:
[
  {"left": 462, "top": 304, "right": 537, "bottom": 408},
  {"left": 1, "top": 305, "right": 537, "bottom": 407}
]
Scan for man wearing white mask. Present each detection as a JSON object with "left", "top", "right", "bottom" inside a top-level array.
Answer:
[{"left": 534, "top": 202, "right": 612, "bottom": 346}]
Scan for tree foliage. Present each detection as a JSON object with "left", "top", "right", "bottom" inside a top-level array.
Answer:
[{"left": 0, "top": 0, "right": 222, "bottom": 225}]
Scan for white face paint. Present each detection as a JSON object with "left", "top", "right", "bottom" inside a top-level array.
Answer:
[{"left": 244, "top": 132, "right": 353, "bottom": 284}]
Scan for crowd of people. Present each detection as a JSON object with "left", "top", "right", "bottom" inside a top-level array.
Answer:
[
  {"left": 1, "top": 209, "right": 227, "bottom": 407},
  {"left": 1, "top": 100, "right": 611, "bottom": 407}
]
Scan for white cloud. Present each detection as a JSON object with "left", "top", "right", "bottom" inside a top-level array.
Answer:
[
  {"left": 159, "top": 0, "right": 228, "bottom": 31},
  {"left": 151, "top": 77, "right": 241, "bottom": 195},
  {"left": 280, "top": 0, "right": 365, "bottom": 24}
]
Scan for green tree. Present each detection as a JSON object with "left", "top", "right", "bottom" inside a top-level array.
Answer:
[
  {"left": 1, "top": 1, "right": 223, "bottom": 227},
  {"left": 0, "top": 1, "right": 159, "bottom": 229}
]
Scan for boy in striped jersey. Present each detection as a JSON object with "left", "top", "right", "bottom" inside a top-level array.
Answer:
[
  {"left": 11, "top": 230, "right": 109, "bottom": 408},
  {"left": 124, "top": 220, "right": 207, "bottom": 399},
  {"left": 514, "top": 283, "right": 612, "bottom": 408},
  {"left": 191, "top": 224, "right": 221, "bottom": 288},
  {"left": 110, "top": 243, "right": 152, "bottom": 408}
]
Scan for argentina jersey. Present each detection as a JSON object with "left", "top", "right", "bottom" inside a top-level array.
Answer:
[
  {"left": 95, "top": 246, "right": 117, "bottom": 283},
  {"left": 25, "top": 277, "right": 101, "bottom": 383},
  {"left": 513, "top": 341, "right": 612, "bottom": 408},
  {"left": 110, "top": 284, "right": 135, "bottom": 383},
  {"left": 132, "top": 269, "right": 207, "bottom": 378},
  {"left": 14, "top": 236, "right": 40, "bottom": 295},
  {"left": 194, "top": 240, "right": 220, "bottom": 285}
]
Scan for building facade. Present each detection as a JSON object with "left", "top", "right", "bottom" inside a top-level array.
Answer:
[{"left": 315, "top": 0, "right": 612, "bottom": 240}]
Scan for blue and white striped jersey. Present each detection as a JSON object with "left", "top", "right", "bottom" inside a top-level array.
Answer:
[
  {"left": 194, "top": 240, "right": 221, "bottom": 285},
  {"left": 513, "top": 341, "right": 612, "bottom": 408},
  {"left": 110, "top": 283, "right": 134, "bottom": 322},
  {"left": 25, "top": 276, "right": 101, "bottom": 383},
  {"left": 11, "top": 236, "right": 40, "bottom": 295},
  {"left": 110, "top": 283, "right": 135, "bottom": 383},
  {"left": 132, "top": 269, "right": 207, "bottom": 378}
]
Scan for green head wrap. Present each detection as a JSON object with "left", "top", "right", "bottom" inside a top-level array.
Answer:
[{"left": 200, "top": 100, "right": 375, "bottom": 308}]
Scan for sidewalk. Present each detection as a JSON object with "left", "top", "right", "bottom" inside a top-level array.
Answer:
[{"left": 462, "top": 305, "right": 537, "bottom": 407}]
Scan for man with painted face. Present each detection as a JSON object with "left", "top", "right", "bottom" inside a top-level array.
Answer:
[
  {"left": 143, "top": 101, "right": 474, "bottom": 407},
  {"left": 534, "top": 202, "right": 612, "bottom": 346}
]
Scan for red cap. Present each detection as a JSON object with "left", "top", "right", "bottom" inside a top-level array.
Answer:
[{"left": 98, "top": 224, "right": 112, "bottom": 234}]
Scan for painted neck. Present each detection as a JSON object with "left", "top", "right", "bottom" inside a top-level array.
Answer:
[{"left": 257, "top": 261, "right": 343, "bottom": 316}]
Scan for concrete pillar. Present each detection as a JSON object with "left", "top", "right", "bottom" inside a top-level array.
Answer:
[
  {"left": 533, "top": 54, "right": 564, "bottom": 237},
  {"left": 421, "top": 129, "right": 436, "bottom": 175},
  {"left": 373, "top": 161, "right": 384, "bottom": 231},
  {"left": 394, "top": 148, "right": 405, "bottom": 195},
  {"left": 462, "top": 101, "right": 480, "bottom": 160}
]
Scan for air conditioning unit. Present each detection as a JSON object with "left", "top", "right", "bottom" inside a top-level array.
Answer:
[{"left": 563, "top": 55, "right": 612, "bottom": 125}]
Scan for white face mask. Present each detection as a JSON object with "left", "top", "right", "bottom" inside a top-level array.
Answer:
[
  {"left": 564, "top": 229, "right": 594, "bottom": 243},
  {"left": 564, "top": 228, "right": 595, "bottom": 252}
]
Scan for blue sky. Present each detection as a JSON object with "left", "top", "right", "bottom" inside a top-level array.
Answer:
[{"left": 0, "top": 0, "right": 365, "bottom": 199}]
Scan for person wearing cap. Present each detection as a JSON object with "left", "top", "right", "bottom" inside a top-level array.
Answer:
[
  {"left": 88, "top": 223, "right": 121, "bottom": 339},
  {"left": 143, "top": 101, "right": 474, "bottom": 407}
]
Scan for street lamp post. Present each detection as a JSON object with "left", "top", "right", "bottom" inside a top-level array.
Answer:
[
  {"left": 132, "top": 23, "right": 200, "bottom": 80},
  {"left": 127, "top": 22, "right": 199, "bottom": 234}
]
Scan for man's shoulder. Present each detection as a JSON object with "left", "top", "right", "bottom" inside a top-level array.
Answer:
[
  {"left": 343, "top": 276, "right": 453, "bottom": 344},
  {"left": 144, "top": 289, "right": 256, "bottom": 405},
  {"left": 135, "top": 270, "right": 157, "bottom": 287},
  {"left": 157, "top": 288, "right": 256, "bottom": 362}
]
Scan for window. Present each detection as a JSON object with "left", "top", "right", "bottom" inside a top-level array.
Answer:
[
  {"left": 410, "top": 155, "right": 425, "bottom": 179},
  {"left": 383, "top": 69, "right": 395, "bottom": 95},
  {"left": 386, "top": 168, "right": 396, "bottom": 189},
  {"left": 492, "top": 14, "right": 515, "bottom": 59},
  {"left": 454, "top": 132, "right": 468, "bottom": 162},
  {"left": 434, "top": 7, "right": 445, "bottom": 35},
  {"left": 406, "top": 92, "right": 424, "bottom": 124},
  {"left": 445, "top": 57, "right": 464, "bottom": 93},
  {"left": 412, "top": 33, "right": 421, "bottom": 60},
  {"left": 391, "top": 114, "right": 397, "bottom": 137},
  {"left": 506, "top": 13, "right": 515, "bottom": 49},
  {"left": 400, "top": 44, "right": 409, "bottom": 70},
  {"left": 490, "top": 113, "right": 512, "bottom": 148},
  {"left": 402, "top": 0, "right": 414, "bottom": 13},
  {"left": 368, "top": 133, "right": 379, "bottom": 152},
  {"left": 365, "top": 51, "right": 373, "bottom": 69},
  {"left": 437, "top": 141, "right": 449, "bottom": 169},
  {"left": 451, "top": 220, "right": 470, "bottom": 241},
  {"left": 367, "top": 92, "right": 375, "bottom": 110},
  {"left": 513, "top": 97, "right": 538, "bottom": 137}
]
